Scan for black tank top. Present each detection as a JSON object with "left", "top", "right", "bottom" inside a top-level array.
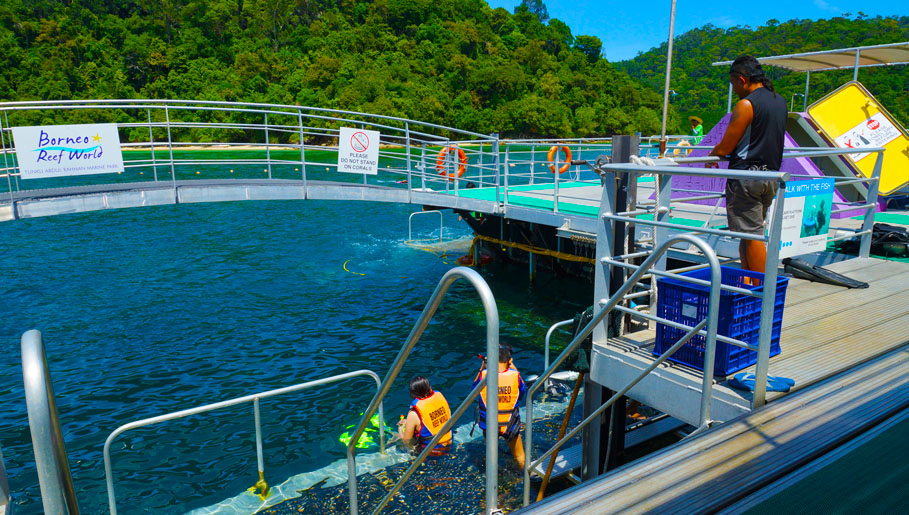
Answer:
[{"left": 728, "top": 87, "right": 787, "bottom": 171}]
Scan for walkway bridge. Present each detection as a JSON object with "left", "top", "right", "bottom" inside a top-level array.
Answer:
[{"left": 0, "top": 99, "right": 628, "bottom": 238}]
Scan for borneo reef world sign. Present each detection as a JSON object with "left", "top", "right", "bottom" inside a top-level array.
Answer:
[{"left": 12, "top": 123, "right": 125, "bottom": 179}]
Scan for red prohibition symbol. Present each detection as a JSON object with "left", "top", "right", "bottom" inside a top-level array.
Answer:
[{"left": 351, "top": 131, "right": 369, "bottom": 152}]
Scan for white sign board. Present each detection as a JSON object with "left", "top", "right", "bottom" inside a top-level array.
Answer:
[
  {"left": 833, "top": 112, "right": 901, "bottom": 163},
  {"left": 12, "top": 123, "right": 124, "bottom": 179},
  {"left": 778, "top": 179, "right": 835, "bottom": 259},
  {"left": 337, "top": 127, "right": 380, "bottom": 175}
]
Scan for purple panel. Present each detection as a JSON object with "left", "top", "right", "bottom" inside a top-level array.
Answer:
[{"left": 662, "top": 113, "right": 857, "bottom": 218}]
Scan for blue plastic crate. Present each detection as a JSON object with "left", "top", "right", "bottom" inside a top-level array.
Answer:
[{"left": 654, "top": 267, "right": 788, "bottom": 377}]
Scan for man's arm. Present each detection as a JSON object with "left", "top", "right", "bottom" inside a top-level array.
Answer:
[{"left": 708, "top": 99, "right": 753, "bottom": 163}]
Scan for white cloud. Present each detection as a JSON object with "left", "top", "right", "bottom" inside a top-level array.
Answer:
[{"left": 813, "top": 0, "right": 842, "bottom": 12}]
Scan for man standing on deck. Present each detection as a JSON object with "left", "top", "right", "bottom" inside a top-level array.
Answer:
[{"left": 707, "top": 56, "right": 787, "bottom": 275}]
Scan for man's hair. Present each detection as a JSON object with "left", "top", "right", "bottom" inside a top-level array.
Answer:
[
  {"left": 730, "top": 55, "right": 775, "bottom": 94},
  {"left": 499, "top": 343, "right": 513, "bottom": 364},
  {"left": 409, "top": 375, "right": 433, "bottom": 399}
]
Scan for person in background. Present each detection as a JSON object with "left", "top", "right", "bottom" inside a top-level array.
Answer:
[
  {"left": 398, "top": 375, "right": 452, "bottom": 455},
  {"left": 689, "top": 116, "right": 704, "bottom": 144},
  {"left": 707, "top": 55, "right": 787, "bottom": 277},
  {"left": 474, "top": 343, "right": 527, "bottom": 468}
]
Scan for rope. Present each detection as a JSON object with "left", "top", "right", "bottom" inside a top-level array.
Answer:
[{"left": 473, "top": 234, "right": 596, "bottom": 264}]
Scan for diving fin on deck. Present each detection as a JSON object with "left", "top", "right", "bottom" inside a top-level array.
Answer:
[{"left": 782, "top": 258, "right": 869, "bottom": 289}]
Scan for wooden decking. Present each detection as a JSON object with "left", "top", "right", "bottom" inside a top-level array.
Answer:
[{"left": 589, "top": 257, "right": 909, "bottom": 425}]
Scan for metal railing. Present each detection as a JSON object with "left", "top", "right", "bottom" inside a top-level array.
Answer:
[
  {"left": 345, "top": 266, "right": 501, "bottom": 515},
  {"left": 103, "top": 369, "right": 385, "bottom": 515},
  {"left": 20, "top": 330, "right": 80, "bottom": 515},
  {"left": 543, "top": 319, "right": 574, "bottom": 372},
  {"left": 407, "top": 209, "right": 443, "bottom": 243},
  {"left": 0, "top": 100, "right": 500, "bottom": 207},
  {"left": 522, "top": 233, "right": 721, "bottom": 505}
]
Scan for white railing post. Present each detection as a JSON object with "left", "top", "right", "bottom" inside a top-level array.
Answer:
[
  {"left": 752, "top": 181, "right": 787, "bottom": 408},
  {"left": 859, "top": 151, "right": 883, "bottom": 258},
  {"left": 147, "top": 108, "right": 158, "bottom": 181}
]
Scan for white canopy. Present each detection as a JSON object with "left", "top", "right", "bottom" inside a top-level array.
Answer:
[{"left": 712, "top": 42, "right": 909, "bottom": 73}]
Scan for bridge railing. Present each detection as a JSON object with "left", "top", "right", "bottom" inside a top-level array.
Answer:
[{"left": 0, "top": 100, "right": 499, "bottom": 202}]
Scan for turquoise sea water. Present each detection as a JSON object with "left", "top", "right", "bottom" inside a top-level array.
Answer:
[{"left": 0, "top": 189, "right": 591, "bottom": 513}]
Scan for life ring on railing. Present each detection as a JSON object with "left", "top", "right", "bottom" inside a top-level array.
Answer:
[
  {"left": 673, "top": 140, "right": 691, "bottom": 156},
  {"left": 436, "top": 146, "right": 467, "bottom": 179},
  {"left": 547, "top": 145, "right": 572, "bottom": 173}
]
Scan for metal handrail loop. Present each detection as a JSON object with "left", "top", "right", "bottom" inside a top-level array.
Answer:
[
  {"left": 346, "top": 266, "right": 501, "bottom": 515},
  {"left": 103, "top": 369, "right": 384, "bottom": 515},
  {"left": 21, "top": 329, "right": 80, "bottom": 515},
  {"left": 521, "top": 233, "right": 722, "bottom": 506}
]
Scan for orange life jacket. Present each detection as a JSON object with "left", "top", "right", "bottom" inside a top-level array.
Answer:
[
  {"left": 411, "top": 391, "right": 452, "bottom": 451},
  {"left": 478, "top": 367, "right": 521, "bottom": 435}
]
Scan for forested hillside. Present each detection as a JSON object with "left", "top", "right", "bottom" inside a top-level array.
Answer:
[
  {"left": 619, "top": 15, "right": 909, "bottom": 131},
  {"left": 0, "top": 0, "right": 671, "bottom": 140}
]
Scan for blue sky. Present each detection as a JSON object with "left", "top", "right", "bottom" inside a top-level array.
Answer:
[{"left": 484, "top": 1, "right": 905, "bottom": 61}]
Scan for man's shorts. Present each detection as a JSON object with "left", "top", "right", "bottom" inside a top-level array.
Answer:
[{"left": 725, "top": 178, "right": 777, "bottom": 235}]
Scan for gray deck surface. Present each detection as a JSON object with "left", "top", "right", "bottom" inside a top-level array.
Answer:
[{"left": 591, "top": 257, "right": 909, "bottom": 423}]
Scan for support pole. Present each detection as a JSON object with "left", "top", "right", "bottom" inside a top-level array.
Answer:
[
  {"left": 659, "top": 0, "right": 678, "bottom": 157},
  {"left": 803, "top": 71, "right": 810, "bottom": 112},
  {"left": 727, "top": 82, "right": 733, "bottom": 114},
  {"left": 854, "top": 50, "right": 860, "bottom": 81}
]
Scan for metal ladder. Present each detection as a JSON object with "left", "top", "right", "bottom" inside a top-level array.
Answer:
[
  {"left": 521, "top": 233, "right": 724, "bottom": 506},
  {"left": 345, "top": 266, "right": 505, "bottom": 515}
]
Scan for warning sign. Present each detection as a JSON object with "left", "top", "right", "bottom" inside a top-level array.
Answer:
[
  {"left": 338, "top": 127, "right": 380, "bottom": 175},
  {"left": 833, "top": 112, "right": 901, "bottom": 163}
]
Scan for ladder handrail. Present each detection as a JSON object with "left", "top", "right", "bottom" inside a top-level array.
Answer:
[
  {"left": 20, "top": 329, "right": 80, "bottom": 515},
  {"left": 407, "top": 209, "right": 443, "bottom": 242},
  {"left": 522, "top": 233, "right": 722, "bottom": 506},
  {"left": 346, "top": 266, "right": 501, "bottom": 515},
  {"left": 103, "top": 369, "right": 385, "bottom": 515}
]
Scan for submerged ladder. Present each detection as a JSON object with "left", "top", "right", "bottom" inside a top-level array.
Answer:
[{"left": 345, "top": 266, "right": 505, "bottom": 515}]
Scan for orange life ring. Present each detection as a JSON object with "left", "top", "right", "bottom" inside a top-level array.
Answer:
[
  {"left": 547, "top": 146, "right": 572, "bottom": 173},
  {"left": 673, "top": 140, "right": 691, "bottom": 156},
  {"left": 436, "top": 146, "right": 467, "bottom": 179}
]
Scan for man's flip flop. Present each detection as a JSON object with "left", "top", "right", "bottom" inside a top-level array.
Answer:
[{"left": 728, "top": 372, "right": 794, "bottom": 393}]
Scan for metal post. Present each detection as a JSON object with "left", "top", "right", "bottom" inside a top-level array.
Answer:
[
  {"left": 752, "top": 181, "right": 786, "bottom": 408},
  {"left": 584, "top": 168, "right": 617, "bottom": 480},
  {"left": 553, "top": 148, "right": 560, "bottom": 213},
  {"left": 1, "top": 444, "right": 11, "bottom": 513},
  {"left": 493, "top": 136, "right": 501, "bottom": 204},
  {"left": 478, "top": 140, "right": 485, "bottom": 187},
  {"left": 504, "top": 143, "right": 510, "bottom": 207},
  {"left": 21, "top": 330, "right": 80, "bottom": 515},
  {"left": 803, "top": 72, "right": 810, "bottom": 111},
  {"left": 659, "top": 0, "right": 678, "bottom": 157},
  {"left": 298, "top": 110, "right": 307, "bottom": 194},
  {"left": 147, "top": 109, "right": 158, "bottom": 181},
  {"left": 4, "top": 112, "right": 19, "bottom": 192},
  {"left": 529, "top": 222, "right": 535, "bottom": 281},
  {"left": 0, "top": 112, "right": 15, "bottom": 206},
  {"left": 264, "top": 113, "right": 272, "bottom": 179},
  {"left": 405, "top": 122, "right": 412, "bottom": 203},
  {"left": 253, "top": 397, "right": 268, "bottom": 497},
  {"left": 854, "top": 50, "right": 860, "bottom": 81},
  {"left": 859, "top": 151, "right": 883, "bottom": 258},
  {"left": 530, "top": 146, "right": 535, "bottom": 184},
  {"left": 421, "top": 143, "right": 427, "bottom": 191},
  {"left": 727, "top": 82, "right": 733, "bottom": 113},
  {"left": 165, "top": 105, "right": 177, "bottom": 201}
]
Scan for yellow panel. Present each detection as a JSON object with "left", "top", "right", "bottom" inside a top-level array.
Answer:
[{"left": 807, "top": 81, "right": 909, "bottom": 196}]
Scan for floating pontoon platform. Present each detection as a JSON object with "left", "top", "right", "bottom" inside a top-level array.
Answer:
[{"left": 591, "top": 257, "right": 909, "bottom": 427}]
